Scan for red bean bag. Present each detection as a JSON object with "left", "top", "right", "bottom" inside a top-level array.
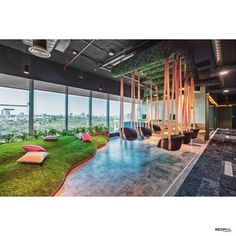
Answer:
[
  {"left": 23, "top": 145, "right": 47, "bottom": 152},
  {"left": 81, "top": 133, "right": 92, "bottom": 142}
]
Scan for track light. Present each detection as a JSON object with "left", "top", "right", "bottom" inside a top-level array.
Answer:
[
  {"left": 99, "top": 85, "right": 103, "bottom": 91},
  {"left": 23, "top": 64, "right": 30, "bottom": 75},
  {"left": 219, "top": 70, "right": 228, "bottom": 75}
]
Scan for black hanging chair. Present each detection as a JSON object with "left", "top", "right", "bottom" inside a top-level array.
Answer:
[
  {"left": 183, "top": 130, "right": 194, "bottom": 144},
  {"left": 120, "top": 127, "right": 138, "bottom": 141},
  {"left": 153, "top": 124, "right": 161, "bottom": 133},
  {"left": 157, "top": 135, "right": 184, "bottom": 151},
  {"left": 190, "top": 128, "right": 200, "bottom": 139},
  {"left": 141, "top": 127, "right": 152, "bottom": 138}
]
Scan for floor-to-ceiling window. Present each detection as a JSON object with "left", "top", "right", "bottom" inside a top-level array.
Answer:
[
  {"left": 92, "top": 97, "right": 107, "bottom": 127},
  {"left": 109, "top": 100, "right": 120, "bottom": 132},
  {"left": 123, "top": 102, "right": 131, "bottom": 128},
  {"left": 68, "top": 94, "right": 89, "bottom": 129},
  {"left": 0, "top": 87, "right": 29, "bottom": 135},
  {"left": 34, "top": 90, "right": 65, "bottom": 131}
]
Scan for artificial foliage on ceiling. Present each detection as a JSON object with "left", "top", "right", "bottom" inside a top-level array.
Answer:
[{"left": 111, "top": 40, "right": 197, "bottom": 85}]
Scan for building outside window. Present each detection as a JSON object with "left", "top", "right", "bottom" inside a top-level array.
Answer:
[
  {"left": 92, "top": 97, "right": 107, "bottom": 127},
  {"left": 109, "top": 100, "right": 120, "bottom": 132},
  {"left": 0, "top": 87, "right": 29, "bottom": 136},
  {"left": 34, "top": 90, "right": 65, "bottom": 131},
  {"left": 68, "top": 94, "right": 89, "bottom": 129}
]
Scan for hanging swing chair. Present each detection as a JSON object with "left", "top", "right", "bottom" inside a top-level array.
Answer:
[
  {"left": 141, "top": 127, "right": 152, "bottom": 137},
  {"left": 157, "top": 134, "right": 184, "bottom": 151},
  {"left": 119, "top": 75, "right": 138, "bottom": 141},
  {"left": 157, "top": 57, "right": 185, "bottom": 151},
  {"left": 190, "top": 128, "right": 200, "bottom": 139},
  {"left": 114, "top": 41, "right": 197, "bottom": 148}
]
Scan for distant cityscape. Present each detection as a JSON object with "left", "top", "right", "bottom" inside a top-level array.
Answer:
[{"left": 0, "top": 108, "right": 130, "bottom": 136}]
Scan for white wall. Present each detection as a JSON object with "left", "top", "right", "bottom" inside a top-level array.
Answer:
[{"left": 141, "top": 86, "right": 206, "bottom": 125}]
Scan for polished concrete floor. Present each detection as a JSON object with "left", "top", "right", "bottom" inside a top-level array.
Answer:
[{"left": 57, "top": 135, "right": 203, "bottom": 196}]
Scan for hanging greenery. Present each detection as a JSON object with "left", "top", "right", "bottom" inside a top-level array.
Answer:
[{"left": 111, "top": 40, "right": 196, "bottom": 83}]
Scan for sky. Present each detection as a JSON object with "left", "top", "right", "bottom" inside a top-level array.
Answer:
[{"left": 0, "top": 87, "right": 132, "bottom": 117}]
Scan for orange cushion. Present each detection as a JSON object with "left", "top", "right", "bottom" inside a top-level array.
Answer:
[{"left": 17, "top": 151, "right": 49, "bottom": 164}]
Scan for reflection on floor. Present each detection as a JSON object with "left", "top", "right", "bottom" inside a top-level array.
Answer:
[
  {"left": 176, "top": 129, "right": 236, "bottom": 196},
  {"left": 57, "top": 135, "right": 203, "bottom": 196}
]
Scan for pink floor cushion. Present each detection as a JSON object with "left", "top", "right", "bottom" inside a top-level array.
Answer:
[
  {"left": 43, "top": 135, "right": 58, "bottom": 141},
  {"left": 17, "top": 151, "right": 49, "bottom": 164},
  {"left": 81, "top": 133, "right": 92, "bottom": 142},
  {"left": 23, "top": 145, "right": 47, "bottom": 152}
]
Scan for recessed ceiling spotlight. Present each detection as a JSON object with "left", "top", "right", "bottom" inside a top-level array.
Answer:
[
  {"left": 219, "top": 70, "right": 228, "bottom": 75},
  {"left": 109, "top": 51, "right": 114, "bottom": 56},
  {"left": 223, "top": 89, "right": 229, "bottom": 93},
  {"left": 72, "top": 51, "right": 77, "bottom": 55}
]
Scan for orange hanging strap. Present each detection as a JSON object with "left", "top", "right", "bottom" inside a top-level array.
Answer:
[
  {"left": 155, "top": 83, "right": 159, "bottom": 122},
  {"left": 182, "top": 64, "right": 187, "bottom": 131},
  {"left": 175, "top": 58, "right": 179, "bottom": 134},
  {"left": 150, "top": 79, "right": 153, "bottom": 131},
  {"left": 179, "top": 58, "right": 183, "bottom": 133},
  {"left": 166, "top": 58, "right": 171, "bottom": 150},
  {"left": 187, "top": 77, "right": 191, "bottom": 131},
  {"left": 161, "top": 58, "right": 169, "bottom": 148},
  {"left": 170, "top": 56, "right": 176, "bottom": 139},
  {"left": 146, "top": 77, "right": 149, "bottom": 128},
  {"left": 120, "top": 76, "right": 125, "bottom": 139},
  {"left": 130, "top": 72, "right": 134, "bottom": 129},
  {"left": 133, "top": 74, "right": 137, "bottom": 131},
  {"left": 138, "top": 71, "right": 141, "bottom": 135},
  {"left": 191, "top": 77, "right": 196, "bottom": 129}
]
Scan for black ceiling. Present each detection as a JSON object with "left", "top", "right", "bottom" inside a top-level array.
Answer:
[{"left": 0, "top": 39, "right": 235, "bottom": 103}]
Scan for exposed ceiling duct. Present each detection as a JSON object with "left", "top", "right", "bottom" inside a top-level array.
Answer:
[
  {"left": 212, "top": 40, "right": 222, "bottom": 66},
  {"left": 28, "top": 40, "right": 51, "bottom": 58},
  {"left": 55, "top": 40, "right": 71, "bottom": 52},
  {"left": 22, "top": 39, "right": 57, "bottom": 53}
]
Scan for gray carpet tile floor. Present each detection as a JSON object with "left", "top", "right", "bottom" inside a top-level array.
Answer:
[{"left": 176, "top": 129, "right": 236, "bottom": 196}]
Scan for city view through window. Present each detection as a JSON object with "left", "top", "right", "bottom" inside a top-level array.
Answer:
[{"left": 0, "top": 80, "right": 133, "bottom": 137}]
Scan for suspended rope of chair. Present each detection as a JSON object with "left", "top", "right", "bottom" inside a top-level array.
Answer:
[
  {"left": 155, "top": 83, "right": 159, "bottom": 123},
  {"left": 191, "top": 77, "right": 196, "bottom": 129},
  {"left": 178, "top": 57, "right": 183, "bottom": 134},
  {"left": 150, "top": 79, "right": 153, "bottom": 131},
  {"left": 130, "top": 72, "right": 134, "bottom": 129},
  {"left": 182, "top": 64, "right": 188, "bottom": 131},
  {"left": 133, "top": 73, "right": 137, "bottom": 131},
  {"left": 120, "top": 76, "right": 126, "bottom": 139},
  {"left": 187, "top": 75, "right": 192, "bottom": 131},
  {"left": 174, "top": 57, "right": 179, "bottom": 135},
  {"left": 138, "top": 71, "right": 142, "bottom": 135},
  {"left": 166, "top": 58, "right": 171, "bottom": 150},
  {"left": 160, "top": 57, "right": 169, "bottom": 148},
  {"left": 145, "top": 77, "right": 149, "bottom": 128},
  {"left": 170, "top": 56, "right": 176, "bottom": 138}
]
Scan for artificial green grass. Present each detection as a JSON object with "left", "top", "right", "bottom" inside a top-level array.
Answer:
[{"left": 0, "top": 135, "right": 107, "bottom": 196}]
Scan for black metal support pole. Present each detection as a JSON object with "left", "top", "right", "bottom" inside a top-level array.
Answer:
[
  {"left": 29, "top": 79, "right": 34, "bottom": 136},
  {"left": 65, "top": 86, "right": 68, "bottom": 131},
  {"left": 89, "top": 91, "right": 92, "bottom": 127},
  {"left": 106, "top": 95, "right": 110, "bottom": 130},
  {"left": 205, "top": 88, "right": 210, "bottom": 141}
]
